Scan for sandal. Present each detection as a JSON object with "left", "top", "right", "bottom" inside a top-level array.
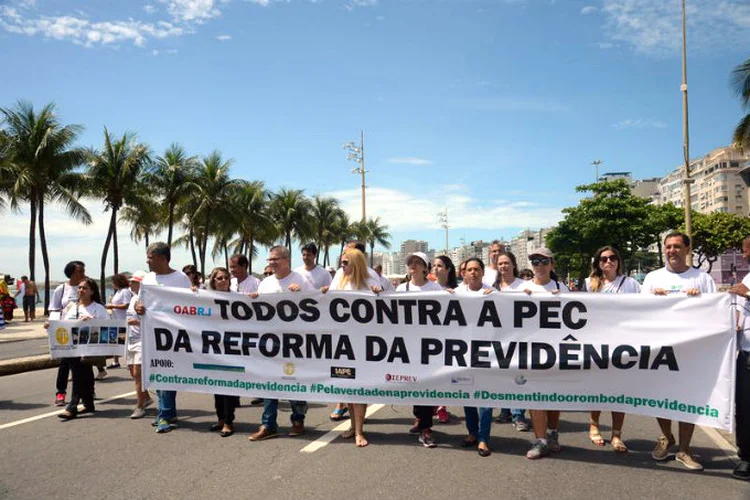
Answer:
[
  {"left": 589, "top": 424, "right": 605, "bottom": 447},
  {"left": 341, "top": 427, "right": 355, "bottom": 439},
  {"left": 220, "top": 424, "right": 234, "bottom": 437},
  {"left": 58, "top": 410, "right": 76, "bottom": 420},
  {"left": 330, "top": 406, "right": 349, "bottom": 421},
  {"left": 461, "top": 436, "right": 478, "bottom": 448},
  {"left": 611, "top": 431, "right": 628, "bottom": 453}
]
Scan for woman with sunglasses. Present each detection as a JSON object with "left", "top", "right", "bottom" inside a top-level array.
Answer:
[
  {"left": 47, "top": 278, "right": 108, "bottom": 420},
  {"left": 584, "top": 246, "right": 640, "bottom": 452},
  {"left": 521, "top": 248, "right": 569, "bottom": 459},
  {"left": 431, "top": 256, "right": 459, "bottom": 424},
  {"left": 322, "top": 249, "right": 381, "bottom": 447},
  {"left": 206, "top": 267, "right": 241, "bottom": 437}
]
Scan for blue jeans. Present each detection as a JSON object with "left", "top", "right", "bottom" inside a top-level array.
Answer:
[
  {"left": 464, "top": 407, "right": 493, "bottom": 444},
  {"left": 500, "top": 408, "right": 527, "bottom": 421},
  {"left": 261, "top": 399, "right": 307, "bottom": 431},
  {"left": 157, "top": 390, "right": 177, "bottom": 421}
]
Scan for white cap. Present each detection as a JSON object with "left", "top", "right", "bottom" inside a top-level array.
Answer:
[
  {"left": 128, "top": 270, "right": 148, "bottom": 282},
  {"left": 405, "top": 252, "right": 430, "bottom": 268}
]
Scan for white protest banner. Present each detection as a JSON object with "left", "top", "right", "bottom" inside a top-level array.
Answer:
[
  {"left": 141, "top": 286, "right": 736, "bottom": 430},
  {"left": 48, "top": 320, "right": 128, "bottom": 359}
]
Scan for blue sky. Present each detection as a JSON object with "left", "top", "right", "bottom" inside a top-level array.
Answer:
[{"left": 1, "top": 0, "right": 749, "bottom": 279}]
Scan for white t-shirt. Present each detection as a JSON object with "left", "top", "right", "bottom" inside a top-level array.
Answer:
[
  {"left": 482, "top": 268, "right": 498, "bottom": 287},
  {"left": 378, "top": 275, "right": 395, "bottom": 292},
  {"left": 49, "top": 282, "right": 80, "bottom": 320},
  {"left": 330, "top": 275, "right": 381, "bottom": 291},
  {"left": 110, "top": 288, "right": 133, "bottom": 320},
  {"left": 126, "top": 294, "right": 142, "bottom": 349},
  {"left": 231, "top": 275, "right": 261, "bottom": 294},
  {"left": 738, "top": 273, "right": 750, "bottom": 352},
  {"left": 497, "top": 277, "right": 527, "bottom": 291},
  {"left": 294, "top": 265, "right": 333, "bottom": 290},
  {"left": 258, "top": 271, "right": 315, "bottom": 294},
  {"left": 455, "top": 282, "right": 495, "bottom": 296},
  {"left": 142, "top": 270, "right": 193, "bottom": 289},
  {"left": 395, "top": 280, "right": 444, "bottom": 292},
  {"left": 640, "top": 267, "right": 716, "bottom": 295},
  {"left": 62, "top": 301, "right": 109, "bottom": 320},
  {"left": 520, "top": 279, "right": 570, "bottom": 293},
  {"left": 584, "top": 276, "right": 641, "bottom": 294}
]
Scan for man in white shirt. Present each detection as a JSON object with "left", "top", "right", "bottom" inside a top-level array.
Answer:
[
  {"left": 249, "top": 245, "right": 313, "bottom": 441},
  {"left": 482, "top": 240, "right": 506, "bottom": 287},
  {"left": 729, "top": 235, "right": 750, "bottom": 480},
  {"left": 136, "top": 242, "right": 192, "bottom": 434},
  {"left": 294, "top": 243, "right": 332, "bottom": 290},
  {"left": 229, "top": 253, "right": 260, "bottom": 294},
  {"left": 374, "top": 264, "right": 395, "bottom": 292},
  {"left": 642, "top": 232, "right": 716, "bottom": 471}
]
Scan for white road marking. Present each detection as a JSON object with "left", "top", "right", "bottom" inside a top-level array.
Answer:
[
  {"left": 700, "top": 426, "right": 738, "bottom": 462},
  {"left": 0, "top": 391, "right": 136, "bottom": 430},
  {"left": 300, "top": 404, "right": 385, "bottom": 453}
]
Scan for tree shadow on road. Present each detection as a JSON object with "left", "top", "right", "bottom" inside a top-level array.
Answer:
[{"left": 0, "top": 400, "right": 49, "bottom": 411}]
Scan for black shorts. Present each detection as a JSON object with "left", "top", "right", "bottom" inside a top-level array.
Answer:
[{"left": 22, "top": 295, "right": 35, "bottom": 312}]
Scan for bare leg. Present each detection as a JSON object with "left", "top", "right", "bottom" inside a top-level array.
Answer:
[
  {"left": 531, "top": 410, "right": 547, "bottom": 439},
  {"left": 589, "top": 410, "right": 604, "bottom": 445},
  {"left": 130, "top": 364, "right": 146, "bottom": 407},
  {"left": 678, "top": 422, "right": 695, "bottom": 453},
  {"left": 352, "top": 403, "right": 368, "bottom": 447},
  {"left": 657, "top": 418, "right": 673, "bottom": 438},
  {"left": 547, "top": 411, "right": 561, "bottom": 430}
]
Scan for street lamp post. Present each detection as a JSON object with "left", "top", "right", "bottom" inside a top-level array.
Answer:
[
  {"left": 681, "top": 0, "right": 694, "bottom": 265},
  {"left": 591, "top": 160, "right": 603, "bottom": 182},
  {"left": 343, "top": 130, "right": 367, "bottom": 222}
]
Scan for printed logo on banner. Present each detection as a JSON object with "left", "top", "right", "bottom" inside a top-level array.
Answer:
[
  {"left": 55, "top": 327, "right": 69, "bottom": 345},
  {"left": 283, "top": 363, "right": 296, "bottom": 376},
  {"left": 515, "top": 375, "right": 528, "bottom": 386},
  {"left": 172, "top": 305, "right": 212, "bottom": 316},
  {"left": 330, "top": 366, "right": 356, "bottom": 379},
  {"left": 385, "top": 373, "right": 418, "bottom": 383},
  {"left": 450, "top": 375, "right": 473, "bottom": 385}
]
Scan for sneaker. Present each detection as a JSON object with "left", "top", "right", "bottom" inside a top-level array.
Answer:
[
  {"left": 408, "top": 418, "right": 421, "bottom": 435},
  {"left": 95, "top": 369, "right": 108, "bottom": 380},
  {"left": 547, "top": 430, "right": 561, "bottom": 452},
  {"left": 514, "top": 418, "right": 530, "bottom": 432},
  {"left": 130, "top": 407, "right": 146, "bottom": 419},
  {"left": 249, "top": 425, "right": 279, "bottom": 441},
  {"left": 288, "top": 421, "right": 305, "bottom": 437},
  {"left": 151, "top": 416, "right": 178, "bottom": 427},
  {"left": 107, "top": 362, "right": 120, "bottom": 369},
  {"left": 526, "top": 439, "right": 550, "bottom": 459},
  {"left": 436, "top": 407, "right": 450, "bottom": 424},
  {"left": 733, "top": 460, "right": 750, "bottom": 480},
  {"left": 675, "top": 451, "right": 704, "bottom": 471},
  {"left": 495, "top": 411, "right": 512, "bottom": 424},
  {"left": 54, "top": 393, "right": 66, "bottom": 407},
  {"left": 155, "top": 419, "right": 176, "bottom": 433},
  {"left": 419, "top": 430, "right": 437, "bottom": 448},
  {"left": 250, "top": 398, "right": 263, "bottom": 405},
  {"left": 651, "top": 434, "right": 676, "bottom": 461}
]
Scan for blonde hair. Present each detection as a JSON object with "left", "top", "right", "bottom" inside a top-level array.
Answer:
[{"left": 339, "top": 249, "right": 369, "bottom": 291}]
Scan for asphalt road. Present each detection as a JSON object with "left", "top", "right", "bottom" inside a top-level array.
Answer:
[
  {"left": 0, "top": 366, "right": 747, "bottom": 500},
  {"left": 0, "top": 338, "right": 50, "bottom": 361}
]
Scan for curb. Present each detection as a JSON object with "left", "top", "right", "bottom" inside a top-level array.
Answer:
[{"left": 0, "top": 355, "right": 59, "bottom": 376}]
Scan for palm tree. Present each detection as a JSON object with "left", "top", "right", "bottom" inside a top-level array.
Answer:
[
  {"left": 229, "top": 181, "right": 275, "bottom": 273},
  {"left": 192, "top": 151, "right": 236, "bottom": 276},
  {"left": 270, "top": 188, "right": 313, "bottom": 255},
  {"left": 732, "top": 57, "right": 750, "bottom": 152},
  {"left": 86, "top": 128, "right": 150, "bottom": 295},
  {"left": 360, "top": 217, "right": 392, "bottom": 267},
  {"left": 145, "top": 143, "right": 198, "bottom": 246},
  {"left": 1, "top": 101, "right": 91, "bottom": 312},
  {"left": 333, "top": 213, "right": 355, "bottom": 263},
  {"left": 120, "top": 194, "right": 165, "bottom": 250},
  {"left": 310, "top": 196, "right": 342, "bottom": 265}
]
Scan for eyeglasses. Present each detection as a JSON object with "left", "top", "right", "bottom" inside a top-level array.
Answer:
[
  {"left": 341, "top": 260, "right": 350, "bottom": 266},
  {"left": 264, "top": 271, "right": 273, "bottom": 276},
  {"left": 214, "top": 276, "right": 229, "bottom": 282},
  {"left": 530, "top": 257, "right": 551, "bottom": 266},
  {"left": 599, "top": 255, "right": 619, "bottom": 263}
]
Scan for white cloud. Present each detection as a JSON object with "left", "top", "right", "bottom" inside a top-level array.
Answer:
[
  {"left": 599, "top": 0, "right": 750, "bottom": 56},
  {"left": 612, "top": 118, "right": 667, "bottom": 129},
  {"left": 159, "top": 0, "right": 221, "bottom": 23},
  {"left": 598, "top": 41, "right": 614, "bottom": 49},
  {"left": 580, "top": 5, "right": 596, "bottom": 14},
  {"left": 143, "top": 5, "right": 158, "bottom": 14},
  {"left": 246, "top": 0, "right": 271, "bottom": 5},
  {"left": 216, "top": 33, "right": 231, "bottom": 41},
  {"left": 386, "top": 157, "right": 433, "bottom": 166}
]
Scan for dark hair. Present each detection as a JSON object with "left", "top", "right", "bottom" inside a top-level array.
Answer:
[
  {"left": 464, "top": 257, "right": 485, "bottom": 271},
  {"left": 301, "top": 243, "right": 318, "bottom": 255},
  {"left": 21, "top": 275, "right": 28, "bottom": 280},
  {"left": 112, "top": 273, "right": 129, "bottom": 289},
  {"left": 493, "top": 251, "right": 519, "bottom": 289},
  {"left": 64, "top": 260, "right": 85, "bottom": 279},
  {"left": 79, "top": 277, "right": 103, "bottom": 305},
  {"left": 519, "top": 268, "right": 534, "bottom": 280},
  {"left": 664, "top": 231, "right": 690, "bottom": 247},
  {"left": 182, "top": 264, "right": 197, "bottom": 275},
  {"left": 230, "top": 254, "right": 249, "bottom": 268},
  {"left": 348, "top": 241, "right": 366, "bottom": 253},
  {"left": 147, "top": 242, "right": 171, "bottom": 262},
  {"left": 435, "top": 255, "right": 458, "bottom": 289},
  {"left": 588, "top": 246, "right": 623, "bottom": 292}
]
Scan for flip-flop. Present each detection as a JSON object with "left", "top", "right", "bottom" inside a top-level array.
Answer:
[
  {"left": 330, "top": 406, "right": 349, "bottom": 421},
  {"left": 589, "top": 431, "right": 605, "bottom": 447},
  {"left": 611, "top": 435, "right": 628, "bottom": 453}
]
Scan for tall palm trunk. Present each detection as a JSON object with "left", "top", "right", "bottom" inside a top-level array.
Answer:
[
  {"left": 113, "top": 208, "right": 119, "bottom": 279},
  {"left": 145, "top": 233, "right": 150, "bottom": 249},
  {"left": 324, "top": 246, "right": 330, "bottom": 266},
  {"left": 223, "top": 240, "right": 229, "bottom": 269},
  {"left": 28, "top": 197, "right": 37, "bottom": 281},
  {"left": 167, "top": 202, "right": 175, "bottom": 247},
  {"left": 189, "top": 227, "right": 197, "bottom": 268},
  {"left": 100, "top": 210, "right": 116, "bottom": 296},
  {"left": 38, "top": 198, "right": 51, "bottom": 315},
  {"left": 370, "top": 242, "right": 375, "bottom": 267},
  {"left": 199, "top": 211, "right": 211, "bottom": 277},
  {"left": 248, "top": 237, "right": 255, "bottom": 274}
]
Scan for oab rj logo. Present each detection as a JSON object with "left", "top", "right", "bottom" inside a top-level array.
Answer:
[{"left": 173, "top": 305, "right": 212, "bottom": 316}]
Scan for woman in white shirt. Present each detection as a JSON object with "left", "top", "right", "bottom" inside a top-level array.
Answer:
[
  {"left": 324, "top": 249, "right": 381, "bottom": 447},
  {"left": 105, "top": 273, "right": 133, "bottom": 369},
  {"left": 49, "top": 278, "right": 108, "bottom": 420},
  {"left": 432, "top": 256, "right": 458, "bottom": 424},
  {"left": 125, "top": 271, "right": 152, "bottom": 419},
  {"left": 585, "top": 246, "right": 640, "bottom": 453}
]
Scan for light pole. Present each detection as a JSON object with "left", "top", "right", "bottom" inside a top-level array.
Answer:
[
  {"left": 343, "top": 130, "right": 367, "bottom": 222},
  {"left": 681, "top": 0, "right": 694, "bottom": 264},
  {"left": 437, "top": 208, "right": 449, "bottom": 254},
  {"left": 591, "top": 160, "right": 603, "bottom": 182}
]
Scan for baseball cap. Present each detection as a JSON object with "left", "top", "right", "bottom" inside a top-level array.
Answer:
[
  {"left": 529, "top": 247, "right": 554, "bottom": 259},
  {"left": 128, "top": 270, "right": 148, "bottom": 282},
  {"left": 405, "top": 252, "right": 430, "bottom": 268}
]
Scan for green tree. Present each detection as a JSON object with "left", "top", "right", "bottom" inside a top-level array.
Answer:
[
  {"left": 359, "top": 217, "right": 392, "bottom": 267},
  {"left": 145, "top": 143, "right": 198, "bottom": 247},
  {"left": 640, "top": 202, "right": 684, "bottom": 267},
  {"left": 1, "top": 101, "right": 91, "bottom": 312},
  {"left": 229, "top": 181, "right": 275, "bottom": 273},
  {"left": 687, "top": 211, "right": 750, "bottom": 273},
  {"left": 271, "top": 188, "right": 313, "bottom": 255},
  {"left": 310, "top": 196, "right": 343, "bottom": 265},
  {"left": 86, "top": 128, "right": 150, "bottom": 295},
  {"left": 732, "top": 57, "right": 750, "bottom": 152},
  {"left": 120, "top": 194, "right": 165, "bottom": 250}
]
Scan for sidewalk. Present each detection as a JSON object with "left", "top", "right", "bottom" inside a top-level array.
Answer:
[
  {"left": 0, "top": 316, "right": 48, "bottom": 343},
  {"left": 0, "top": 315, "right": 56, "bottom": 375}
]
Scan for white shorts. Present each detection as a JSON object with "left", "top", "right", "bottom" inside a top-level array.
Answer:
[{"left": 125, "top": 348, "right": 142, "bottom": 366}]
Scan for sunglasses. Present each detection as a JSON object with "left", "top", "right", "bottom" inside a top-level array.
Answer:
[
  {"left": 264, "top": 271, "right": 273, "bottom": 276},
  {"left": 341, "top": 260, "right": 350, "bottom": 266},
  {"left": 214, "top": 276, "right": 230, "bottom": 282},
  {"left": 530, "top": 257, "right": 551, "bottom": 266},
  {"left": 599, "top": 255, "right": 619, "bottom": 263}
]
